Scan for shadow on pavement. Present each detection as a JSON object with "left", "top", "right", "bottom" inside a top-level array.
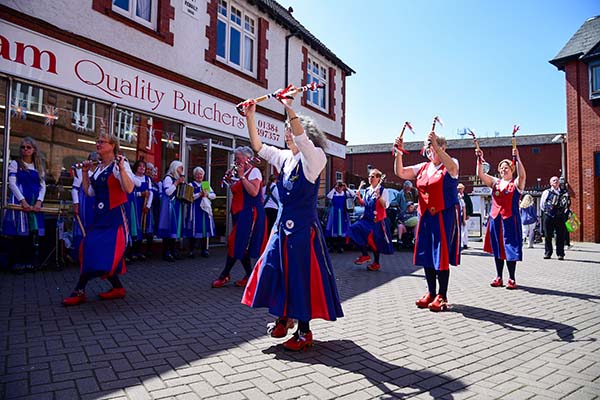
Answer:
[
  {"left": 263, "top": 339, "right": 466, "bottom": 399},
  {"left": 450, "top": 304, "right": 579, "bottom": 342},
  {"left": 518, "top": 285, "right": 600, "bottom": 302}
]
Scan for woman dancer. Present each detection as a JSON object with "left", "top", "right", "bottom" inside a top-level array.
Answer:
[
  {"left": 477, "top": 149, "right": 526, "bottom": 289},
  {"left": 211, "top": 147, "right": 267, "bottom": 288},
  {"left": 348, "top": 169, "right": 394, "bottom": 271},
  {"left": 520, "top": 194, "right": 537, "bottom": 249},
  {"left": 3, "top": 137, "right": 46, "bottom": 273},
  {"left": 185, "top": 167, "right": 216, "bottom": 258},
  {"left": 130, "top": 160, "right": 153, "bottom": 260},
  {"left": 158, "top": 160, "right": 185, "bottom": 261},
  {"left": 241, "top": 90, "right": 343, "bottom": 351},
  {"left": 325, "top": 180, "right": 354, "bottom": 253},
  {"left": 62, "top": 134, "right": 134, "bottom": 305},
  {"left": 394, "top": 132, "right": 460, "bottom": 312}
]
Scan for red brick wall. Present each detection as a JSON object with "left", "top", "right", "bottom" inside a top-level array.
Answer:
[
  {"left": 329, "top": 156, "right": 345, "bottom": 186},
  {"left": 345, "top": 142, "right": 563, "bottom": 192},
  {"left": 564, "top": 60, "right": 600, "bottom": 242}
]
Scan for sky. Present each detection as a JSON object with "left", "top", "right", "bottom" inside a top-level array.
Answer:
[{"left": 279, "top": 0, "right": 599, "bottom": 145}]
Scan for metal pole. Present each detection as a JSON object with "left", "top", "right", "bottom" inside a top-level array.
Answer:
[{"left": 2, "top": 77, "right": 13, "bottom": 210}]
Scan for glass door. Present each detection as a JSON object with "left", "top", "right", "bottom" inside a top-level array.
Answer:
[{"left": 185, "top": 129, "right": 233, "bottom": 244}]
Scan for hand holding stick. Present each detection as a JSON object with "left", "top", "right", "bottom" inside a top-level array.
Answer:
[
  {"left": 236, "top": 82, "right": 325, "bottom": 116},
  {"left": 511, "top": 124, "right": 520, "bottom": 166},
  {"left": 392, "top": 122, "right": 414, "bottom": 156}
]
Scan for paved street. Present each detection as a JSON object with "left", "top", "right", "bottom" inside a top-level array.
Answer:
[{"left": 1, "top": 240, "right": 599, "bottom": 400}]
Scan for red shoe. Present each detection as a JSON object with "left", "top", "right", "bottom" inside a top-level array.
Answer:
[
  {"left": 268, "top": 318, "right": 295, "bottom": 338},
  {"left": 282, "top": 331, "right": 313, "bottom": 351},
  {"left": 211, "top": 276, "right": 230, "bottom": 288},
  {"left": 506, "top": 279, "right": 517, "bottom": 290},
  {"left": 366, "top": 262, "right": 380, "bottom": 271},
  {"left": 354, "top": 255, "right": 371, "bottom": 265},
  {"left": 98, "top": 288, "right": 126, "bottom": 300},
  {"left": 235, "top": 276, "right": 249, "bottom": 287},
  {"left": 490, "top": 277, "right": 504, "bottom": 287},
  {"left": 428, "top": 294, "right": 449, "bottom": 312},
  {"left": 415, "top": 293, "right": 434, "bottom": 308},
  {"left": 62, "top": 291, "right": 86, "bottom": 307}
]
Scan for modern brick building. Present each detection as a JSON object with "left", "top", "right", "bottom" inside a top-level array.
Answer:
[{"left": 550, "top": 15, "right": 600, "bottom": 243}]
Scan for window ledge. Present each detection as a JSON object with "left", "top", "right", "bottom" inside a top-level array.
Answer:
[
  {"left": 303, "top": 102, "right": 334, "bottom": 120},
  {"left": 209, "top": 59, "right": 267, "bottom": 88}
]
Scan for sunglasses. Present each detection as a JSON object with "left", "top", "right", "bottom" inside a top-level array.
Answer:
[
  {"left": 21, "top": 145, "right": 33, "bottom": 150},
  {"left": 96, "top": 140, "right": 109, "bottom": 145},
  {"left": 368, "top": 175, "right": 378, "bottom": 179}
]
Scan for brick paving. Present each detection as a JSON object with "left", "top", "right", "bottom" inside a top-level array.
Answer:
[{"left": 1, "top": 240, "right": 599, "bottom": 399}]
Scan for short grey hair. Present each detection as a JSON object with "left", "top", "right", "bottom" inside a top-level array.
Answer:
[
  {"left": 193, "top": 166, "right": 205, "bottom": 176},
  {"left": 234, "top": 146, "right": 254, "bottom": 159}
]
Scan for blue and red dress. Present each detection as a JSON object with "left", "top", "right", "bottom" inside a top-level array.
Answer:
[
  {"left": 157, "top": 175, "right": 183, "bottom": 239},
  {"left": 348, "top": 186, "right": 394, "bottom": 255},
  {"left": 242, "top": 142, "right": 343, "bottom": 322},
  {"left": 71, "top": 169, "right": 94, "bottom": 258},
  {"left": 325, "top": 189, "right": 352, "bottom": 238},
  {"left": 80, "top": 163, "right": 130, "bottom": 277},
  {"left": 227, "top": 167, "right": 267, "bottom": 259},
  {"left": 484, "top": 178, "right": 522, "bottom": 261},
  {"left": 184, "top": 181, "right": 216, "bottom": 239},
  {"left": 3, "top": 160, "right": 46, "bottom": 237},
  {"left": 132, "top": 175, "right": 154, "bottom": 237},
  {"left": 414, "top": 161, "right": 461, "bottom": 270}
]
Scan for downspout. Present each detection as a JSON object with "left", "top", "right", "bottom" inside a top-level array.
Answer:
[
  {"left": 1, "top": 77, "right": 12, "bottom": 212},
  {"left": 575, "top": 62, "right": 584, "bottom": 241}
]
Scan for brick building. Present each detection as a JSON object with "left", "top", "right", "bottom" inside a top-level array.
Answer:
[
  {"left": 550, "top": 15, "right": 600, "bottom": 243},
  {"left": 0, "top": 0, "right": 354, "bottom": 242}
]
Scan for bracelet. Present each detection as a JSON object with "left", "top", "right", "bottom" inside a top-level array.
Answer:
[
  {"left": 288, "top": 116, "right": 298, "bottom": 122},
  {"left": 240, "top": 176, "right": 246, "bottom": 180}
]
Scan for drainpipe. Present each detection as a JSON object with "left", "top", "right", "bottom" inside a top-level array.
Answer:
[{"left": 1, "top": 78, "right": 12, "bottom": 211}]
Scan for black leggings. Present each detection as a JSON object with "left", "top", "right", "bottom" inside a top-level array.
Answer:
[
  {"left": 425, "top": 268, "right": 450, "bottom": 299},
  {"left": 220, "top": 255, "right": 252, "bottom": 279},
  {"left": 74, "top": 271, "right": 123, "bottom": 292},
  {"left": 494, "top": 258, "right": 516, "bottom": 280},
  {"left": 361, "top": 246, "right": 380, "bottom": 263}
]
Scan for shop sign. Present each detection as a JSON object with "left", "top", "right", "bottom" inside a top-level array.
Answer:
[{"left": 0, "top": 21, "right": 284, "bottom": 147}]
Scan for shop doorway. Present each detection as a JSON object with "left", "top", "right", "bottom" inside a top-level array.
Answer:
[{"left": 185, "top": 130, "right": 234, "bottom": 245}]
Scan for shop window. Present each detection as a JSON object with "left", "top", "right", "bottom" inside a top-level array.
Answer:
[
  {"left": 71, "top": 98, "right": 96, "bottom": 132},
  {"left": 12, "top": 82, "right": 43, "bottom": 114},
  {"left": 216, "top": 0, "right": 257, "bottom": 76},
  {"left": 112, "top": 0, "right": 157, "bottom": 29},
  {"left": 115, "top": 108, "right": 135, "bottom": 143},
  {"left": 306, "top": 55, "right": 327, "bottom": 111},
  {"left": 590, "top": 62, "right": 600, "bottom": 100}
]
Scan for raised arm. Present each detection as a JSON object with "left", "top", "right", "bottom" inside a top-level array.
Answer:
[
  {"left": 475, "top": 149, "right": 495, "bottom": 188},
  {"left": 244, "top": 102, "right": 263, "bottom": 154},
  {"left": 514, "top": 148, "right": 526, "bottom": 192},
  {"left": 393, "top": 137, "right": 417, "bottom": 180}
]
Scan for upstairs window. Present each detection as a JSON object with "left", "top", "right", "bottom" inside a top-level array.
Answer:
[
  {"left": 306, "top": 55, "right": 328, "bottom": 111},
  {"left": 112, "top": 0, "right": 157, "bottom": 29},
  {"left": 590, "top": 62, "right": 600, "bottom": 100},
  {"left": 216, "top": 0, "right": 256, "bottom": 75}
]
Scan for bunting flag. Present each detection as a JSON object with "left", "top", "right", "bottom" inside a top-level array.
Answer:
[
  {"left": 146, "top": 126, "right": 155, "bottom": 149},
  {"left": 73, "top": 112, "right": 88, "bottom": 132},
  {"left": 99, "top": 117, "right": 107, "bottom": 135},
  {"left": 10, "top": 98, "right": 27, "bottom": 119},
  {"left": 166, "top": 132, "right": 175, "bottom": 149},
  {"left": 43, "top": 105, "right": 58, "bottom": 126}
]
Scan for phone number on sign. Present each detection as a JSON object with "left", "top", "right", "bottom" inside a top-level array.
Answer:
[{"left": 257, "top": 120, "right": 280, "bottom": 142}]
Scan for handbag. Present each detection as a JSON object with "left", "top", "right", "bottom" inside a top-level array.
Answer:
[
  {"left": 565, "top": 212, "right": 580, "bottom": 233},
  {"left": 345, "top": 195, "right": 355, "bottom": 212}
]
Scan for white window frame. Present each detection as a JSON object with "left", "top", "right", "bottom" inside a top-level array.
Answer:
[
  {"left": 12, "top": 82, "right": 43, "bottom": 113},
  {"left": 216, "top": 0, "right": 257, "bottom": 77},
  {"left": 115, "top": 108, "right": 135, "bottom": 143},
  {"left": 112, "top": 0, "right": 158, "bottom": 30},
  {"left": 590, "top": 61, "right": 600, "bottom": 100},
  {"left": 306, "top": 54, "right": 328, "bottom": 112},
  {"left": 71, "top": 97, "right": 96, "bottom": 132}
]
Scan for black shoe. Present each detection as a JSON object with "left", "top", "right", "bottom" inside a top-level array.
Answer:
[
  {"left": 336, "top": 248, "right": 344, "bottom": 254},
  {"left": 137, "top": 253, "right": 146, "bottom": 261},
  {"left": 188, "top": 252, "right": 195, "bottom": 259},
  {"left": 543, "top": 255, "right": 551, "bottom": 259},
  {"left": 24, "top": 264, "right": 36, "bottom": 273},
  {"left": 558, "top": 256, "right": 564, "bottom": 260},
  {"left": 200, "top": 250, "right": 210, "bottom": 258},
  {"left": 11, "top": 264, "right": 26, "bottom": 274},
  {"left": 162, "top": 253, "right": 175, "bottom": 262}
]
